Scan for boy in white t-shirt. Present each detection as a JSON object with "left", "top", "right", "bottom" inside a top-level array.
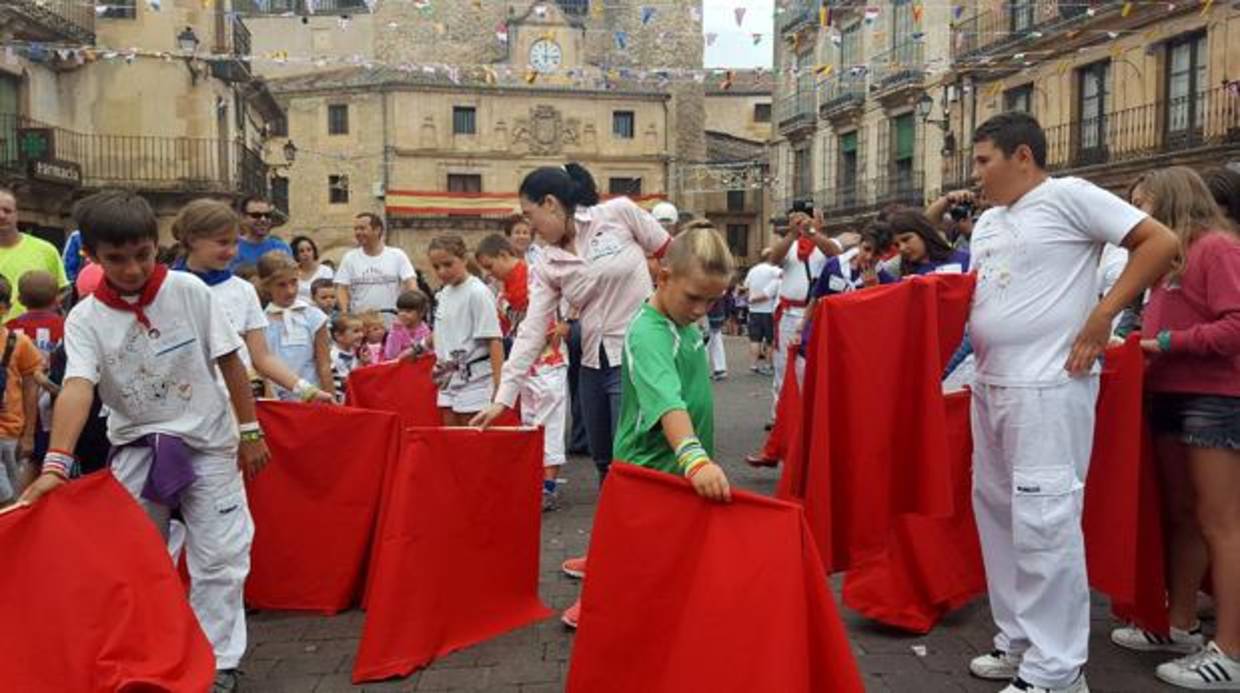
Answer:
[
  {"left": 964, "top": 113, "right": 1177, "bottom": 693},
  {"left": 334, "top": 213, "right": 419, "bottom": 327},
  {"left": 20, "top": 191, "right": 271, "bottom": 693}
]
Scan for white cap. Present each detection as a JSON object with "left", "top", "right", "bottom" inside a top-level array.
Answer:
[{"left": 651, "top": 201, "right": 679, "bottom": 223}]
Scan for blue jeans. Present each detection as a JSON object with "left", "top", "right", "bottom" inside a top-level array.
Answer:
[
  {"left": 578, "top": 346, "right": 622, "bottom": 483},
  {"left": 566, "top": 320, "right": 589, "bottom": 454}
]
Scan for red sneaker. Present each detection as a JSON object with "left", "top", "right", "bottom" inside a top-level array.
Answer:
[
  {"left": 745, "top": 453, "right": 779, "bottom": 468},
  {"left": 561, "top": 598, "right": 581, "bottom": 629},
  {"left": 561, "top": 556, "right": 587, "bottom": 579}
]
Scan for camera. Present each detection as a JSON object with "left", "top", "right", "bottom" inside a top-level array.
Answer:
[{"left": 949, "top": 200, "right": 974, "bottom": 221}]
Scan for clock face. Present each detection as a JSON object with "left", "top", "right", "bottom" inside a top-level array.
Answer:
[{"left": 529, "top": 39, "right": 563, "bottom": 74}]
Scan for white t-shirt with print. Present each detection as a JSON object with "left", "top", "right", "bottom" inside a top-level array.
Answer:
[
  {"left": 969, "top": 176, "right": 1146, "bottom": 386},
  {"left": 744, "top": 264, "right": 782, "bottom": 314},
  {"left": 63, "top": 272, "right": 245, "bottom": 454},
  {"left": 334, "top": 246, "right": 417, "bottom": 314},
  {"left": 433, "top": 275, "right": 502, "bottom": 377},
  {"left": 778, "top": 243, "right": 828, "bottom": 304},
  {"left": 209, "top": 276, "right": 268, "bottom": 369}
]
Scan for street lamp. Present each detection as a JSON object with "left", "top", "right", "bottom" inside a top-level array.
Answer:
[
  {"left": 282, "top": 140, "right": 298, "bottom": 164},
  {"left": 177, "top": 27, "right": 203, "bottom": 85},
  {"left": 916, "top": 92, "right": 950, "bottom": 132}
]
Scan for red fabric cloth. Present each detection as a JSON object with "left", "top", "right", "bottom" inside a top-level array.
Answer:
[
  {"left": 828, "top": 337, "right": 1169, "bottom": 635},
  {"left": 345, "top": 355, "right": 521, "bottom": 426},
  {"left": 499, "top": 261, "right": 530, "bottom": 336},
  {"left": 345, "top": 356, "right": 443, "bottom": 427},
  {"left": 840, "top": 391, "right": 986, "bottom": 633},
  {"left": 353, "top": 428, "right": 552, "bottom": 682},
  {"left": 566, "top": 463, "right": 863, "bottom": 693},
  {"left": 789, "top": 274, "right": 974, "bottom": 572},
  {"left": 91, "top": 264, "right": 169, "bottom": 332},
  {"left": 0, "top": 473, "right": 214, "bottom": 692},
  {"left": 244, "top": 401, "right": 402, "bottom": 614},
  {"left": 796, "top": 236, "right": 816, "bottom": 262},
  {"left": 6, "top": 309, "right": 65, "bottom": 355},
  {"left": 761, "top": 345, "right": 802, "bottom": 465}
]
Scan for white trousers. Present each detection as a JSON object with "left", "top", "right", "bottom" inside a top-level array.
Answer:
[
  {"left": 520, "top": 364, "right": 568, "bottom": 468},
  {"left": 111, "top": 446, "right": 254, "bottom": 670},
  {"left": 771, "top": 310, "right": 805, "bottom": 421},
  {"left": 971, "top": 377, "right": 1099, "bottom": 689},
  {"left": 707, "top": 328, "right": 727, "bottom": 374}
]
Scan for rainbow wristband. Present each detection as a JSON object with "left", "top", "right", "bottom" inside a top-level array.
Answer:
[
  {"left": 42, "top": 450, "right": 75, "bottom": 480},
  {"left": 674, "top": 436, "right": 711, "bottom": 478}
]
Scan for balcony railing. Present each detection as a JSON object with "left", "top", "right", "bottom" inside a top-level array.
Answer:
[
  {"left": 819, "top": 74, "right": 867, "bottom": 118},
  {"left": 952, "top": 0, "right": 1121, "bottom": 60},
  {"left": 211, "top": 13, "right": 253, "bottom": 83},
  {"left": 778, "top": 0, "right": 820, "bottom": 33},
  {"left": 815, "top": 183, "right": 877, "bottom": 218},
  {"left": 0, "top": 0, "right": 95, "bottom": 44},
  {"left": 877, "top": 168, "right": 926, "bottom": 207},
  {"left": 231, "top": 0, "right": 371, "bottom": 14},
  {"left": 871, "top": 39, "right": 926, "bottom": 94},
  {"left": 776, "top": 90, "right": 817, "bottom": 135},
  {"left": 0, "top": 113, "right": 268, "bottom": 197},
  {"left": 943, "top": 86, "right": 1240, "bottom": 187}
]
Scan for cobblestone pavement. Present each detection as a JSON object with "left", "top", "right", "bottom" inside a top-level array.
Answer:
[{"left": 243, "top": 338, "right": 1182, "bottom": 692}]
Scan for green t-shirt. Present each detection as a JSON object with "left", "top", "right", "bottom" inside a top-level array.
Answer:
[
  {"left": 0, "top": 234, "right": 69, "bottom": 321},
  {"left": 614, "top": 302, "right": 715, "bottom": 475}
]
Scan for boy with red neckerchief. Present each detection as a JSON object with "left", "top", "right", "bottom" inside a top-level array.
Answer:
[{"left": 19, "top": 191, "right": 270, "bottom": 693}]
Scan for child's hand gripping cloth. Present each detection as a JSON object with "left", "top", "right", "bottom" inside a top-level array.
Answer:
[{"left": 566, "top": 463, "right": 864, "bottom": 693}]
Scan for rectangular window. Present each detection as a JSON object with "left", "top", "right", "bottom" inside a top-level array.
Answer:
[
  {"left": 327, "top": 104, "right": 349, "bottom": 135},
  {"left": 268, "top": 116, "right": 288, "bottom": 138},
  {"left": 726, "top": 224, "right": 750, "bottom": 258},
  {"left": 1009, "top": 0, "right": 1034, "bottom": 33},
  {"left": 453, "top": 106, "right": 477, "bottom": 135},
  {"left": 1004, "top": 84, "right": 1033, "bottom": 113},
  {"left": 727, "top": 190, "right": 747, "bottom": 212},
  {"left": 608, "top": 177, "right": 642, "bottom": 196},
  {"left": 271, "top": 177, "right": 290, "bottom": 215},
  {"left": 793, "top": 146, "right": 812, "bottom": 198},
  {"left": 328, "top": 175, "right": 349, "bottom": 204},
  {"left": 447, "top": 174, "right": 482, "bottom": 193},
  {"left": 1166, "top": 33, "right": 1208, "bottom": 140},
  {"left": 838, "top": 131, "right": 859, "bottom": 202},
  {"left": 101, "top": 0, "right": 136, "bottom": 18},
  {"left": 612, "top": 111, "right": 635, "bottom": 139},
  {"left": 1077, "top": 61, "right": 1110, "bottom": 158},
  {"left": 753, "top": 103, "right": 772, "bottom": 123},
  {"left": 891, "top": 114, "right": 916, "bottom": 192},
  {"left": 841, "top": 24, "right": 862, "bottom": 67},
  {"left": 892, "top": 0, "right": 914, "bottom": 46}
]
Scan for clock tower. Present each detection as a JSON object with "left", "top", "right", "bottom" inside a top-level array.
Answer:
[{"left": 506, "top": 2, "right": 586, "bottom": 79}]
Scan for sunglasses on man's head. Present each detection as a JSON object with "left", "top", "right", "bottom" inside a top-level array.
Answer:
[{"left": 248, "top": 212, "right": 273, "bottom": 220}]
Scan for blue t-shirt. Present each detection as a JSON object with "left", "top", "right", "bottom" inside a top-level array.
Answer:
[
  {"left": 231, "top": 236, "right": 293, "bottom": 270},
  {"left": 264, "top": 303, "right": 329, "bottom": 400},
  {"left": 904, "top": 249, "right": 971, "bottom": 276}
]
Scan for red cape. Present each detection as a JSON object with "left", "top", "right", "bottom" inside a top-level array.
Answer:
[{"left": 0, "top": 474, "right": 215, "bottom": 692}]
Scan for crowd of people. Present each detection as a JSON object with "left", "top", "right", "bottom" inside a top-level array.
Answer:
[{"left": 0, "top": 109, "right": 1237, "bottom": 693}]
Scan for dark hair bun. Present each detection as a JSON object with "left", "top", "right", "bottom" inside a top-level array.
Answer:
[{"left": 564, "top": 163, "right": 600, "bottom": 207}]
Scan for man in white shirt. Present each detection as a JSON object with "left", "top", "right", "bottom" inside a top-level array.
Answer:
[
  {"left": 742, "top": 248, "right": 781, "bottom": 375},
  {"left": 964, "top": 112, "right": 1177, "bottom": 693},
  {"left": 334, "top": 213, "right": 420, "bottom": 327}
]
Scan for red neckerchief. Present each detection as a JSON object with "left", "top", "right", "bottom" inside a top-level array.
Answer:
[
  {"left": 796, "top": 236, "right": 816, "bottom": 262},
  {"left": 92, "top": 264, "right": 169, "bottom": 332}
]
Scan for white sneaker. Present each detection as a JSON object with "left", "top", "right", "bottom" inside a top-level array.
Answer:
[
  {"left": 999, "top": 674, "right": 1089, "bottom": 693},
  {"left": 970, "top": 649, "right": 1023, "bottom": 680},
  {"left": 1156, "top": 641, "right": 1240, "bottom": 690},
  {"left": 1112, "top": 624, "right": 1204, "bottom": 654}
]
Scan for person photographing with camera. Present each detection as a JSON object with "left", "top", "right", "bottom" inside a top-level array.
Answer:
[{"left": 927, "top": 189, "right": 981, "bottom": 251}]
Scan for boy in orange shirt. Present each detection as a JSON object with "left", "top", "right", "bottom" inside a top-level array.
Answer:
[{"left": 0, "top": 275, "right": 47, "bottom": 506}]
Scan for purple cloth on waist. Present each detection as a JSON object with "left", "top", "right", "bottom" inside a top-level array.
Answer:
[{"left": 109, "top": 433, "right": 197, "bottom": 509}]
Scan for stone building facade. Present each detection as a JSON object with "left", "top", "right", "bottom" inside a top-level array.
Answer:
[
  {"left": 260, "top": 0, "right": 706, "bottom": 274},
  {"left": 0, "top": 0, "right": 279, "bottom": 242}
]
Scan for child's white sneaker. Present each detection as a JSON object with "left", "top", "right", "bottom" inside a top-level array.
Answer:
[
  {"left": 1111, "top": 623, "right": 1204, "bottom": 654},
  {"left": 1156, "top": 641, "right": 1240, "bottom": 690},
  {"left": 970, "top": 649, "right": 1023, "bottom": 680},
  {"left": 999, "top": 674, "right": 1088, "bottom": 692}
]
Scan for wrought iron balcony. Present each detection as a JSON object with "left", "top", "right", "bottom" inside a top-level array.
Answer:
[
  {"left": 951, "top": 0, "right": 1122, "bottom": 61},
  {"left": 815, "top": 183, "right": 877, "bottom": 218},
  {"left": 231, "top": 0, "right": 372, "bottom": 13},
  {"left": 876, "top": 168, "right": 926, "bottom": 207},
  {"left": 819, "top": 74, "right": 867, "bottom": 119},
  {"left": 211, "top": 13, "right": 253, "bottom": 83},
  {"left": 778, "top": 0, "right": 820, "bottom": 33},
  {"left": 870, "top": 39, "right": 926, "bottom": 96},
  {"left": 776, "top": 90, "right": 817, "bottom": 137},
  {"left": 0, "top": 113, "right": 268, "bottom": 197},
  {"left": 0, "top": 0, "right": 95, "bottom": 45}
]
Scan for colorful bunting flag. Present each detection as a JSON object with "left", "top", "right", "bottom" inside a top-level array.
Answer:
[
  {"left": 734, "top": 7, "right": 746, "bottom": 26},
  {"left": 641, "top": 6, "right": 656, "bottom": 25}
]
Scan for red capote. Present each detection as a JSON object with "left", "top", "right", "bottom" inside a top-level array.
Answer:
[
  {"left": 790, "top": 274, "right": 974, "bottom": 571},
  {"left": 245, "top": 401, "right": 402, "bottom": 614},
  {"left": 840, "top": 391, "right": 986, "bottom": 633},
  {"left": 566, "top": 463, "right": 863, "bottom": 693},
  {"left": 0, "top": 473, "right": 214, "bottom": 692},
  {"left": 760, "top": 345, "right": 802, "bottom": 467},
  {"left": 345, "top": 356, "right": 441, "bottom": 427},
  {"left": 353, "top": 428, "right": 552, "bottom": 683},
  {"left": 1085, "top": 336, "right": 1169, "bottom": 634}
]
